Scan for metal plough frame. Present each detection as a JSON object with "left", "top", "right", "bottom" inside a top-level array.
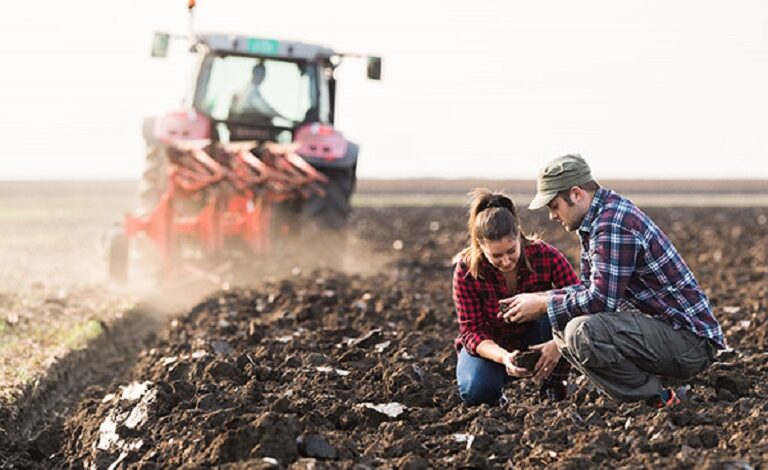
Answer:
[{"left": 124, "top": 141, "right": 328, "bottom": 280}]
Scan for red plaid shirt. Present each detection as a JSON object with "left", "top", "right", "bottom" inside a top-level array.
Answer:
[{"left": 453, "top": 240, "right": 579, "bottom": 355}]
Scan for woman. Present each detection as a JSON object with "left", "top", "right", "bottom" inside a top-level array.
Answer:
[{"left": 453, "top": 189, "right": 579, "bottom": 406}]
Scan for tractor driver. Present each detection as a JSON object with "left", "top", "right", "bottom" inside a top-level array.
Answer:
[{"left": 230, "top": 62, "right": 287, "bottom": 126}]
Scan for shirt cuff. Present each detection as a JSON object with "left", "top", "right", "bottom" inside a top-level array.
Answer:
[
  {"left": 547, "top": 292, "right": 571, "bottom": 332},
  {"left": 550, "top": 285, "right": 580, "bottom": 297}
]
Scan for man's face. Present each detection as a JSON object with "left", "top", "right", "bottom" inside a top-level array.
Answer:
[{"left": 547, "top": 191, "right": 587, "bottom": 232}]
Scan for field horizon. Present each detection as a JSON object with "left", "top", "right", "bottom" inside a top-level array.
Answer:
[
  {"left": 2, "top": 179, "right": 766, "bottom": 209},
  {"left": 1, "top": 177, "right": 766, "bottom": 192}
]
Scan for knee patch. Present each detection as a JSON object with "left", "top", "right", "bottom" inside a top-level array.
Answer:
[
  {"left": 564, "top": 316, "right": 613, "bottom": 366},
  {"left": 564, "top": 316, "right": 593, "bottom": 353}
]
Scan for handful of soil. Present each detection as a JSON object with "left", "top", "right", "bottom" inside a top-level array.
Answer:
[{"left": 514, "top": 350, "right": 541, "bottom": 371}]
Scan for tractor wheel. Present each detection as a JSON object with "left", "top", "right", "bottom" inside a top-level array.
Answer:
[
  {"left": 310, "top": 166, "right": 356, "bottom": 230},
  {"left": 138, "top": 144, "right": 168, "bottom": 216},
  {"left": 293, "top": 166, "right": 356, "bottom": 267},
  {"left": 109, "top": 228, "right": 129, "bottom": 283}
]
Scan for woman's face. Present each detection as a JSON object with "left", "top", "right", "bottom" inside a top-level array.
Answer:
[{"left": 480, "top": 235, "right": 521, "bottom": 273}]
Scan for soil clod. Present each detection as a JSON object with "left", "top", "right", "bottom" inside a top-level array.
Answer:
[{"left": 514, "top": 350, "right": 542, "bottom": 371}]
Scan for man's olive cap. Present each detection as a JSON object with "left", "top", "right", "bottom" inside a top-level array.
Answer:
[{"left": 528, "top": 154, "right": 594, "bottom": 210}]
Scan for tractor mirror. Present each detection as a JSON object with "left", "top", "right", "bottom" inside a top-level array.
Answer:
[
  {"left": 367, "top": 56, "right": 382, "bottom": 80},
  {"left": 151, "top": 32, "right": 170, "bottom": 58}
]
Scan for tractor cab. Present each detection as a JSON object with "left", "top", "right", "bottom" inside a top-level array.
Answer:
[
  {"left": 152, "top": 32, "right": 380, "bottom": 148},
  {"left": 190, "top": 34, "right": 338, "bottom": 144}
]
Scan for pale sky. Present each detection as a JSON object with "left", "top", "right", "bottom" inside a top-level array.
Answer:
[{"left": 1, "top": 0, "right": 767, "bottom": 180}]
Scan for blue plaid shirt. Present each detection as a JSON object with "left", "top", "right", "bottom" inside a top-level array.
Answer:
[{"left": 547, "top": 187, "right": 725, "bottom": 349}]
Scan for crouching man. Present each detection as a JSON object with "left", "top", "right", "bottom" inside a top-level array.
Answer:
[{"left": 499, "top": 154, "right": 725, "bottom": 407}]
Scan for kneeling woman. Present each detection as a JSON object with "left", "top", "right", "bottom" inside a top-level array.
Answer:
[{"left": 453, "top": 190, "right": 578, "bottom": 405}]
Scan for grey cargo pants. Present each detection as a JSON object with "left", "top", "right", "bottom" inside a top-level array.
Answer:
[{"left": 553, "top": 311, "right": 717, "bottom": 402}]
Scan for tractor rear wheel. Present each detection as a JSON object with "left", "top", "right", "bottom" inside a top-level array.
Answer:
[
  {"left": 310, "top": 166, "right": 356, "bottom": 230},
  {"left": 299, "top": 166, "right": 356, "bottom": 266},
  {"left": 265, "top": 166, "right": 355, "bottom": 268}
]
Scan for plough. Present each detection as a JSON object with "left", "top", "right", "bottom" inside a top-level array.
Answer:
[{"left": 111, "top": 141, "right": 328, "bottom": 283}]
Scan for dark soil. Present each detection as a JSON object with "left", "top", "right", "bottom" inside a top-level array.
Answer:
[
  {"left": 0, "top": 308, "right": 160, "bottom": 468},
  {"left": 5, "top": 205, "right": 768, "bottom": 468},
  {"left": 515, "top": 351, "right": 542, "bottom": 372}
]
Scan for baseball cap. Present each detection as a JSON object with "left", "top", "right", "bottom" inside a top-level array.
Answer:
[{"left": 528, "top": 154, "right": 594, "bottom": 210}]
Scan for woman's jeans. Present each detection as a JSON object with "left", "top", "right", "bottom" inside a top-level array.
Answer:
[{"left": 456, "top": 314, "right": 554, "bottom": 406}]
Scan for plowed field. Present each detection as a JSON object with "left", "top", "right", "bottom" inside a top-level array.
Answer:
[{"left": 4, "top": 203, "right": 763, "bottom": 469}]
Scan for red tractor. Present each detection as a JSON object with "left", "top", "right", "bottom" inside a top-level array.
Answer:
[{"left": 109, "top": 31, "right": 381, "bottom": 283}]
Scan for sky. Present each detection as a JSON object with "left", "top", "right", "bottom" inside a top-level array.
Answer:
[{"left": 0, "top": 0, "right": 767, "bottom": 180}]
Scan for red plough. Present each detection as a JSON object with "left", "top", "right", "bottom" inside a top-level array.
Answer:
[{"left": 118, "top": 141, "right": 328, "bottom": 283}]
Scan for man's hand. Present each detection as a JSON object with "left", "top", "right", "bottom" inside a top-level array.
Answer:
[
  {"left": 530, "top": 340, "right": 561, "bottom": 383},
  {"left": 498, "top": 293, "right": 547, "bottom": 323},
  {"left": 501, "top": 350, "right": 534, "bottom": 378}
]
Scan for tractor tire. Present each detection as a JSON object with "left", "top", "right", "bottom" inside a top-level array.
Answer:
[
  {"left": 306, "top": 166, "right": 356, "bottom": 230},
  {"left": 294, "top": 166, "right": 356, "bottom": 267},
  {"left": 109, "top": 228, "right": 129, "bottom": 283},
  {"left": 138, "top": 144, "right": 169, "bottom": 216},
  {"left": 264, "top": 166, "right": 355, "bottom": 268}
]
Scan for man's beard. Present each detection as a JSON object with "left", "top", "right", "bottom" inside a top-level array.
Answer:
[{"left": 564, "top": 214, "right": 585, "bottom": 232}]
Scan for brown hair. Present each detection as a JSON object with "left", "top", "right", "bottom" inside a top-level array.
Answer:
[
  {"left": 454, "top": 188, "right": 536, "bottom": 279},
  {"left": 555, "top": 180, "right": 600, "bottom": 206}
]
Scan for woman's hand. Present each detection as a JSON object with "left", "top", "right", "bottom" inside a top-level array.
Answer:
[
  {"left": 501, "top": 350, "right": 534, "bottom": 378},
  {"left": 498, "top": 293, "right": 547, "bottom": 323},
  {"left": 530, "top": 340, "right": 561, "bottom": 383}
]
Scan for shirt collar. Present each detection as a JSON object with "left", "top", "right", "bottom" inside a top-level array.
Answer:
[{"left": 578, "top": 187, "right": 608, "bottom": 234}]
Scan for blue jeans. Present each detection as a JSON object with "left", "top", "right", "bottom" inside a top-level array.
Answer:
[{"left": 456, "top": 314, "right": 554, "bottom": 406}]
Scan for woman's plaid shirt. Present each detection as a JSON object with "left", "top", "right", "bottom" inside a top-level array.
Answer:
[
  {"left": 453, "top": 240, "right": 579, "bottom": 355},
  {"left": 547, "top": 187, "right": 725, "bottom": 349}
]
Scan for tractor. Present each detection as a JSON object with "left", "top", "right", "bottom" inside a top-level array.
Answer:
[{"left": 109, "top": 30, "right": 381, "bottom": 283}]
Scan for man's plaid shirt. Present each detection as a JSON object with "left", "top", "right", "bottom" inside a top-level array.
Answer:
[
  {"left": 547, "top": 187, "right": 725, "bottom": 349},
  {"left": 453, "top": 241, "right": 579, "bottom": 390}
]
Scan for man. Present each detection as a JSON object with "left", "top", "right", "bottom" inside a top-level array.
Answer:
[
  {"left": 230, "top": 62, "right": 284, "bottom": 124},
  {"left": 229, "top": 62, "right": 292, "bottom": 141},
  {"left": 499, "top": 154, "right": 725, "bottom": 407}
]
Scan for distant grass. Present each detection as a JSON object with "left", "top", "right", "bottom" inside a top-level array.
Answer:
[
  {"left": 57, "top": 319, "right": 105, "bottom": 350},
  {"left": 357, "top": 178, "right": 768, "bottom": 194},
  {"left": 0, "top": 194, "right": 134, "bottom": 222},
  {"left": 352, "top": 193, "right": 768, "bottom": 208},
  {"left": 0, "top": 318, "right": 107, "bottom": 402},
  {"left": 352, "top": 193, "right": 471, "bottom": 207}
]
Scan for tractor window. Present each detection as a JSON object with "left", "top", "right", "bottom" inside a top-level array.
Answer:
[{"left": 199, "top": 55, "right": 326, "bottom": 127}]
